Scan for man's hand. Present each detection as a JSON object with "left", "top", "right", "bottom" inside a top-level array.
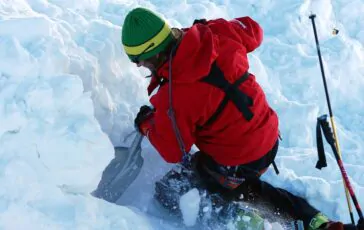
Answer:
[{"left": 134, "top": 105, "right": 154, "bottom": 135}]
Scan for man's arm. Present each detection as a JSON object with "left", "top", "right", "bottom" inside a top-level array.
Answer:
[
  {"left": 229, "top": 16, "right": 264, "bottom": 53},
  {"left": 137, "top": 105, "right": 195, "bottom": 163}
]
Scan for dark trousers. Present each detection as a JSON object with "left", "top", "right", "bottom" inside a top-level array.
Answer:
[
  {"left": 154, "top": 140, "right": 321, "bottom": 228},
  {"left": 194, "top": 140, "right": 320, "bottom": 228}
]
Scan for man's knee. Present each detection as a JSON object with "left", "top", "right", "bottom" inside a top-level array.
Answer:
[{"left": 154, "top": 166, "right": 203, "bottom": 214}]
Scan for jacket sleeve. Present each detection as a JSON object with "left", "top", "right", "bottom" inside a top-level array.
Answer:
[
  {"left": 144, "top": 99, "right": 196, "bottom": 163},
  {"left": 229, "top": 16, "right": 263, "bottom": 53}
]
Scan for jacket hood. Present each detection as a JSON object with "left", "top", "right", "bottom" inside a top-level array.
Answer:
[{"left": 147, "top": 23, "right": 219, "bottom": 94}]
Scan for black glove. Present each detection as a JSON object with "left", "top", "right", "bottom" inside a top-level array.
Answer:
[{"left": 134, "top": 105, "right": 154, "bottom": 132}]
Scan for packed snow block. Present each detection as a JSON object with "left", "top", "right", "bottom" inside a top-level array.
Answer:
[
  {"left": 47, "top": 0, "right": 99, "bottom": 13},
  {"left": 0, "top": 72, "right": 114, "bottom": 195},
  {"left": 0, "top": 36, "right": 37, "bottom": 80},
  {"left": 0, "top": 188, "right": 152, "bottom": 230},
  {"left": 0, "top": 68, "right": 125, "bottom": 227},
  {"left": 179, "top": 188, "right": 201, "bottom": 226},
  {"left": 32, "top": 77, "right": 114, "bottom": 191},
  {"left": 0, "top": 17, "right": 72, "bottom": 80},
  {"left": 0, "top": 17, "right": 53, "bottom": 42},
  {"left": 27, "top": 0, "right": 62, "bottom": 17},
  {"left": 80, "top": 19, "right": 119, "bottom": 62},
  {"left": 98, "top": 2, "right": 129, "bottom": 26}
]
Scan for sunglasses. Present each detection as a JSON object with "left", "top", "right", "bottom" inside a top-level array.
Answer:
[{"left": 132, "top": 42, "right": 155, "bottom": 64}]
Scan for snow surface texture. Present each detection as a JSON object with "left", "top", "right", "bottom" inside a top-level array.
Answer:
[{"left": 0, "top": 0, "right": 363, "bottom": 229}]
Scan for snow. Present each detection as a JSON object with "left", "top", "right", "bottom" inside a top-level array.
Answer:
[
  {"left": 0, "top": 0, "right": 363, "bottom": 229},
  {"left": 179, "top": 188, "right": 201, "bottom": 227},
  {"left": 264, "top": 221, "right": 285, "bottom": 230}
]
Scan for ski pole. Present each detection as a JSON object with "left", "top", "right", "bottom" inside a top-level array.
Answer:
[
  {"left": 318, "top": 115, "right": 364, "bottom": 223},
  {"left": 309, "top": 13, "right": 356, "bottom": 225}
]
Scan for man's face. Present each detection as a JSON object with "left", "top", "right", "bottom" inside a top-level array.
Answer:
[
  {"left": 135, "top": 54, "right": 161, "bottom": 72},
  {"left": 136, "top": 59, "right": 157, "bottom": 72}
]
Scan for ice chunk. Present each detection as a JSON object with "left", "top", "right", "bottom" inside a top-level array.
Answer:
[{"left": 179, "top": 188, "right": 201, "bottom": 227}]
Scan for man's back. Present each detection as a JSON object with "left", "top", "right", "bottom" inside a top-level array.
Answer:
[{"left": 148, "top": 17, "right": 279, "bottom": 165}]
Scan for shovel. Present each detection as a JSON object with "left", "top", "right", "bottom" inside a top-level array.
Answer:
[{"left": 92, "top": 131, "right": 144, "bottom": 203}]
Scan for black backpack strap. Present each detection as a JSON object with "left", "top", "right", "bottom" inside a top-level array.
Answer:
[
  {"left": 193, "top": 18, "right": 207, "bottom": 25},
  {"left": 203, "top": 96, "right": 229, "bottom": 128},
  {"left": 200, "top": 63, "right": 253, "bottom": 128},
  {"left": 272, "top": 161, "right": 280, "bottom": 174}
]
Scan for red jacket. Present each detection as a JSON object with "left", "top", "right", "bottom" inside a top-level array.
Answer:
[{"left": 143, "top": 17, "right": 279, "bottom": 166}]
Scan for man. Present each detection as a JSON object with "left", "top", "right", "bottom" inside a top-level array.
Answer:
[{"left": 121, "top": 7, "right": 360, "bottom": 230}]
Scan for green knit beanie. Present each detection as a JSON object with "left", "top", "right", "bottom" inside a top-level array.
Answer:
[{"left": 122, "top": 7, "right": 174, "bottom": 62}]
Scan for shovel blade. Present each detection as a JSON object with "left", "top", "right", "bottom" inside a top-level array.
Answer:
[{"left": 92, "top": 133, "right": 144, "bottom": 203}]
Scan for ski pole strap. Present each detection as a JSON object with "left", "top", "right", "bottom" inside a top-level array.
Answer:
[
  {"left": 316, "top": 115, "right": 328, "bottom": 170},
  {"left": 316, "top": 114, "right": 340, "bottom": 169}
]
